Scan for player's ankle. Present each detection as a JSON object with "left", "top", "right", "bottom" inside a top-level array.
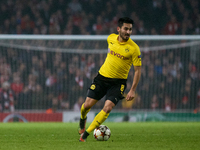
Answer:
[
  {"left": 82, "top": 131, "right": 89, "bottom": 139},
  {"left": 80, "top": 117, "right": 87, "bottom": 129}
]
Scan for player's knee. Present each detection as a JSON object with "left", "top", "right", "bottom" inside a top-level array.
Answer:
[
  {"left": 103, "top": 105, "right": 113, "bottom": 113},
  {"left": 83, "top": 103, "right": 92, "bottom": 110},
  {"left": 84, "top": 98, "right": 96, "bottom": 110}
]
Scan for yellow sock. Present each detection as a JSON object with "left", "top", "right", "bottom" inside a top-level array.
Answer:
[
  {"left": 80, "top": 103, "right": 91, "bottom": 119},
  {"left": 86, "top": 110, "right": 109, "bottom": 133}
]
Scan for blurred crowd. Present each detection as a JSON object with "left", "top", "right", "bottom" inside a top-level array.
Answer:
[
  {"left": 0, "top": 0, "right": 200, "bottom": 113},
  {"left": 0, "top": 39, "right": 200, "bottom": 113},
  {"left": 0, "top": 45, "right": 102, "bottom": 112},
  {"left": 122, "top": 48, "right": 200, "bottom": 112},
  {"left": 0, "top": 0, "right": 199, "bottom": 35}
]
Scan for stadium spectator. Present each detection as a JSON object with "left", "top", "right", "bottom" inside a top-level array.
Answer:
[
  {"left": 31, "top": 84, "right": 46, "bottom": 109},
  {"left": 163, "top": 95, "right": 172, "bottom": 112},
  {"left": 21, "top": 14, "right": 35, "bottom": 34},
  {"left": 92, "top": 16, "right": 104, "bottom": 35},
  {"left": 58, "top": 92, "right": 70, "bottom": 110},
  {"left": 150, "top": 94, "right": 159, "bottom": 110},
  {"left": 74, "top": 69, "right": 84, "bottom": 89},
  {"left": 177, "top": 94, "right": 190, "bottom": 109},
  {"left": 11, "top": 75, "right": 24, "bottom": 97},
  {"left": 45, "top": 69, "right": 57, "bottom": 87},
  {"left": 17, "top": 74, "right": 39, "bottom": 109},
  {"left": 0, "top": 81, "right": 15, "bottom": 112},
  {"left": 163, "top": 15, "right": 180, "bottom": 35},
  {"left": 137, "top": 20, "right": 148, "bottom": 35},
  {"left": 154, "top": 59, "right": 162, "bottom": 75},
  {"left": 0, "top": 63, "right": 11, "bottom": 85}
]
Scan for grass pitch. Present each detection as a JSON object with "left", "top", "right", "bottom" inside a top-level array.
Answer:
[{"left": 0, "top": 122, "right": 199, "bottom": 150}]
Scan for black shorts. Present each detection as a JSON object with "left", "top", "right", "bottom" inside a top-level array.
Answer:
[{"left": 87, "top": 73, "right": 127, "bottom": 105}]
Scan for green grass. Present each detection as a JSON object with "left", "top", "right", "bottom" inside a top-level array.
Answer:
[{"left": 0, "top": 122, "right": 200, "bottom": 150}]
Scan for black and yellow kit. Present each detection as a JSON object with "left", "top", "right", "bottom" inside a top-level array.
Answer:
[{"left": 87, "top": 33, "right": 142, "bottom": 104}]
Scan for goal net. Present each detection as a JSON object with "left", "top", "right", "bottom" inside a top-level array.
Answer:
[{"left": 0, "top": 35, "right": 200, "bottom": 122}]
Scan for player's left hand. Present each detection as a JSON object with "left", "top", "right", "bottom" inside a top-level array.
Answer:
[{"left": 126, "top": 90, "right": 135, "bottom": 101}]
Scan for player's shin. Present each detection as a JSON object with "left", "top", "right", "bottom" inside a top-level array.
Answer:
[
  {"left": 86, "top": 109, "right": 109, "bottom": 133},
  {"left": 80, "top": 103, "right": 91, "bottom": 119},
  {"left": 79, "top": 103, "right": 91, "bottom": 134}
]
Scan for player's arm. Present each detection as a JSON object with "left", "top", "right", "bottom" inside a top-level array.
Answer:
[{"left": 126, "top": 66, "right": 141, "bottom": 101}]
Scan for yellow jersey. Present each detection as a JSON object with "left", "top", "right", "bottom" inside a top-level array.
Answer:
[{"left": 99, "top": 33, "right": 142, "bottom": 79}]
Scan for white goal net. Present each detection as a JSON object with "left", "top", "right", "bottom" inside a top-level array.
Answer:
[{"left": 0, "top": 35, "right": 200, "bottom": 122}]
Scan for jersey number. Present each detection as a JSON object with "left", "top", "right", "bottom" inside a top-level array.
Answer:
[{"left": 120, "top": 85, "right": 125, "bottom": 95}]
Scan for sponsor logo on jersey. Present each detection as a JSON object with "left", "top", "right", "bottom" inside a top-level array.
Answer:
[{"left": 110, "top": 50, "right": 129, "bottom": 60}]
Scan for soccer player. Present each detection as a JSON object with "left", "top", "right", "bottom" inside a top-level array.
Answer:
[{"left": 79, "top": 17, "right": 142, "bottom": 142}]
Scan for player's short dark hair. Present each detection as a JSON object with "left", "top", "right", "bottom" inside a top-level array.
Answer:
[{"left": 118, "top": 17, "right": 134, "bottom": 28}]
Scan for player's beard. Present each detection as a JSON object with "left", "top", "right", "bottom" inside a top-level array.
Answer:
[{"left": 119, "top": 32, "right": 130, "bottom": 42}]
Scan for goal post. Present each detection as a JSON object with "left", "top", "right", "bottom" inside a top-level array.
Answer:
[{"left": 0, "top": 35, "right": 200, "bottom": 122}]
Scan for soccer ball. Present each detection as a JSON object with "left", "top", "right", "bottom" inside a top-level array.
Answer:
[{"left": 93, "top": 125, "right": 111, "bottom": 141}]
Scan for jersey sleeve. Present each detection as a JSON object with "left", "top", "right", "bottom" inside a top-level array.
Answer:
[
  {"left": 107, "top": 33, "right": 116, "bottom": 44},
  {"left": 132, "top": 46, "right": 142, "bottom": 66}
]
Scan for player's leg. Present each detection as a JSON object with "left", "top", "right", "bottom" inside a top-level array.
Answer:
[
  {"left": 79, "top": 97, "right": 98, "bottom": 135},
  {"left": 79, "top": 74, "right": 108, "bottom": 141},
  {"left": 80, "top": 100, "right": 115, "bottom": 142},
  {"left": 87, "top": 100, "right": 114, "bottom": 132},
  {"left": 80, "top": 82, "right": 126, "bottom": 141}
]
